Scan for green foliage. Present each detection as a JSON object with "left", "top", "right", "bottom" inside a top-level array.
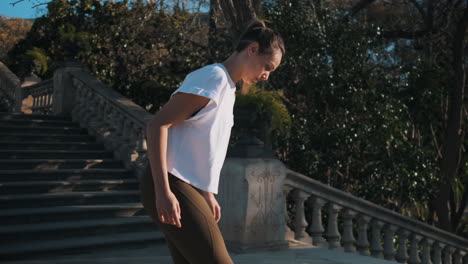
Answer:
[
  {"left": 6, "top": 0, "right": 224, "bottom": 111},
  {"left": 263, "top": 1, "right": 440, "bottom": 216},
  {"left": 5, "top": 0, "right": 465, "bottom": 232},
  {"left": 235, "top": 86, "right": 291, "bottom": 137},
  {"left": 25, "top": 47, "right": 48, "bottom": 74}
]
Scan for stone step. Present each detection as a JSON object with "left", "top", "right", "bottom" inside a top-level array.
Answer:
[
  {"left": 0, "top": 216, "right": 157, "bottom": 244},
  {"left": 0, "top": 149, "right": 114, "bottom": 159},
  {"left": 0, "top": 203, "right": 146, "bottom": 225},
  {"left": 0, "top": 118, "right": 79, "bottom": 128},
  {"left": 0, "top": 125, "right": 87, "bottom": 135},
  {"left": 0, "top": 141, "right": 105, "bottom": 150},
  {"left": 0, "top": 230, "right": 165, "bottom": 261},
  {"left": 0, "top": 190, "right": 141, "bottom": 209},
  {"left": 0, "top": 168, "right": 131, "bottom": 181},
  {"left": 0, "top": 112, "right": 71, "bottom": 121},
  {"left": 0, "top": 159, "right": 124, "bottom": 170},
  {"left": 0, "top": 179, "right": 139, "bottom": 194},
  {"left": 0, "top": 133, "right": 95, "bottom": 142},
  {"left": 0, "top": 103, "right": 9, "bottom": 112}
]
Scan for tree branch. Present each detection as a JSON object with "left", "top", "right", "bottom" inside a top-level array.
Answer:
[
  {"left": 10, "top": 0, "right": 50, "bottom": 9},
  {"left": 349, "top": 0, "right": 378, "bottom": 17},
  {"left": 381, "top": 29, "right": 427, "bottom": 39},
  {"left": 10, "top": 0, "right": 25, "bottom": 6},
  {"left": 408, "top": 0, "right": 426, "bottom": 19}
]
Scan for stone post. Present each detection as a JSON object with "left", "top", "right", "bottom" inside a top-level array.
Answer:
[
  {"left": 217, "top": 135, "right": 289, "bottom": 253},
  {"left": 52, "top": 59, "right": 86, "bottom": 115}
]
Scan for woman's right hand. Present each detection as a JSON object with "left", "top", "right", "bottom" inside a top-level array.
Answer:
[{"left": 155, "top": 190, "right": 182, "bottom": 228}]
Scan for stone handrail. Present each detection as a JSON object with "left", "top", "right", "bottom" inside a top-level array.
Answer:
[
  {"left": 3, "top": 60, "right": 467, "bottom": 262},
  {"left": 18, "top": 79, "right": 54, "bottom": 114},
  {"left": 0, "top": 61, "right": 20, "bottom": 112},
  {"left": 69, "top": 70, "right": 153, "bottom": 176},
  {"left": 284, "top": 169, "right": 468, "bottom": 263}
]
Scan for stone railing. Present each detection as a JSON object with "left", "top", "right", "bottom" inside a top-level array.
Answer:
[
  {"left": 0, "top": 61, "right": 20, "bottom": 112},
  {"left": 15, "top": 79, "right": 54, "bottom": 114},
  {"left": 283, "top": 169, "right": 468, "bottom": 264},
  {"left": 3, "top": 60, "right": 467, "bottom": 262},
  {"left": 68, "top": 70, "right": 153, "bottom": 176}
]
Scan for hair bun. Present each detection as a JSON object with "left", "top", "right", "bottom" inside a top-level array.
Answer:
[{"left": 245, "top": 18, "right": 266, "bottom": 31}]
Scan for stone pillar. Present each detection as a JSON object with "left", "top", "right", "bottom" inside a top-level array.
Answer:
[
  {"left": 52, "top": 59, "right": 86, "bottom": 115},
  {"left": 217, "top": 135, "right": 289, "bottom": 253}
]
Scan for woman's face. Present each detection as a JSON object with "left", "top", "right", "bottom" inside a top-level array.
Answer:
[{"left": 243, "top": 42, "right": 282, "bottom": 88}]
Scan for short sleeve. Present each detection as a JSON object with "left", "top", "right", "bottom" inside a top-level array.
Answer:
[{"left": 171, "top": 66, "right": 227, "bottom": 106}]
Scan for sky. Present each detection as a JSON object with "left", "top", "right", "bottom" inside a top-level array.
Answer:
[
  {"left": 0, "top": 0, "right": 49, "bottom": 19},
  {"left": 0, "top": 0, "right": 209, "bottom": 19}
]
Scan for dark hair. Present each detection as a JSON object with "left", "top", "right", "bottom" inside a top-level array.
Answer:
[{"left": 235, "top": 18, "right": 285, "bottom": 56}]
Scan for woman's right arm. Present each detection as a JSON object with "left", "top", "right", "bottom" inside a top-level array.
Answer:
[{"left": 145, "top": 92, "right": 210, "bottom": 227}]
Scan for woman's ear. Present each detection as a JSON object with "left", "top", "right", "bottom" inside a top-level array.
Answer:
[{"left": 247, "top": 42, "right": 259, "bottom": 56}]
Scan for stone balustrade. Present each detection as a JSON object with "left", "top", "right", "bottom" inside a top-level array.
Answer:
[
  {"left": 0, "top": 61, "right": 20, "bottom": 111},
  {"left": 68, "top": 70, "right": 153, "bottom": 176},
  {"left": 2, "top": 60, "right": 467, "bottom": 262},
  {"left": 17, "top": 79, "right": 54, "bottom": 114},
  {"left": 284, "top": 169, "right": 468, "bottom": 263}
]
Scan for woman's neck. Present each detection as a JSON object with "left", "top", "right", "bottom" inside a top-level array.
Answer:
[{"left": 222, "top": 53, "right": 250, "bottom": 94}]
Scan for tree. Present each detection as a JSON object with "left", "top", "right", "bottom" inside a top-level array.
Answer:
[
  {"left": 216, "top": 0, "right": 262, "bottom": 43},
  {"left": 350, "top": 0, "right": 468, "bottom": 235},
  {"left": 0, "top": 16, "right": 32, "bottom": 59}
]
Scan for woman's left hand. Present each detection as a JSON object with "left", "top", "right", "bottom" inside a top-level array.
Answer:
[{"left": 201, "top": 192, "right": 221, "bottom": 223}]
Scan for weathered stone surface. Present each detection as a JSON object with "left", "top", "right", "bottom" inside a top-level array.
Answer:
[{"left": 217, "top": 157, "right": 289, "bottom": 253}]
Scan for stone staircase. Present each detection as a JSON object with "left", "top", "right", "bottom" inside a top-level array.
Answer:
[{"left": 0, "top": 112, "right": 165, "bottom": 260}]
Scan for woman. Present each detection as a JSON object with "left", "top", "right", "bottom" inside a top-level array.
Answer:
[{"left": 140, "top": 18, "right": 284, "bottom": 264}]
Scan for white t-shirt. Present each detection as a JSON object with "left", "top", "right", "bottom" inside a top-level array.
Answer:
[{"left": 166, "top": 63, "right": 236, "bottom": 194}]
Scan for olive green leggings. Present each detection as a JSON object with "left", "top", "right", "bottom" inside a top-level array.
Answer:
[{"left": 139, "top": 166, "right": 234, "bottom": 264}]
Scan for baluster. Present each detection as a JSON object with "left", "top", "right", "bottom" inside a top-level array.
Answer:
[
  {"left": 408, "top": 234, "right": 421, "bottom": 264},
  {"left": 421, "top": 238, "right": 433, "bottom": 264},
  {"left": 34, "top": 95, "right": 39, "bottom": 113},
  {"left": 102, "top": 102, "right": 115, "bottom": 143},
  {"left": 291, "top": 189, "right": 311, "bottom": 243},
  {"left": 383, "top": 224, "right": 398, "bottom": 261},
  {"left": 433, "top": 242, "right": 444, "bottom": 264},
  {"left": 80, "top": 89, "right": 93, "bottom": 126},
  {"left": 38, "top": 92, "right": 42, "bottom": 112},
  {"left": 47, "top": 93, "right": 52, "bottom": 111},
  {"left": 356, "top": 214, "right": 371, "bottom": 256},
  {"left": 33, "top": 94, "right": 39, "bottom": 113},
  {"left": 32, "top": 94, "right": 38, "bottom": 113},
  {"left": 463, "top": 251, "right": 468, "bottom": 264},
  {"left": 283, "top": 185, "right": 295, "bottom": 241},
  {"left": 453, "top": 249, "right": 463, "bottom": 264},
  {"left": 342, "top": 208, "right": 357, "bottom": 253},
  {"left": 111, "top": 108, "right": 124, "bottom": 147},
  {"left": 85, "top": 91, "right": 99, "bottom": 128},
  {"left": 326, "top": 203, "right": 342, "bottom": 249},
  {"left": 95, "top": 97, "right": 108, "bottom": 138},
  {"left": 121, "top": 118, "right": 131, "bottom": 143},
  {"left": 87, "top": 95, "right": 101, "bottom": 133},
  {"left": 117, "top": 118, "right": 132, "bottom": 161},
  {"left": 307, "top": 196, "right": 327, "bottom": 247},
  {"left": 39, "top": 93, "right": 44, "bottom": 109},
  {"left": 134, "top": 125, "right": 147, "bottom": 165},
  {"left": 71, "top": 81, "right": 84, "bottom": 122},
  {"left": 111, "top": 107, "right": 124, "bottom": 150},
  {"left": 444, "top": 246, "right": 455, "bottom": 264},
  {"left": 126, "top": 124, "right": 139, "bottom": 170},
  {"left": 395, "top": 229, "right": 410, "bottom": 263},
  {"left": 370, "top": 219, "right": 384, "bottom": 258},
  {"left": 102, "top": 106, "right": 117, "bottom": 149},
  {"left": 42, "top": 93, "right": 46, "bottom": 112}
]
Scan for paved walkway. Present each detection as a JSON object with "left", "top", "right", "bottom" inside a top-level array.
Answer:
[{"left": 4, "top": 240, "right": 397, "bottom": 264}]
